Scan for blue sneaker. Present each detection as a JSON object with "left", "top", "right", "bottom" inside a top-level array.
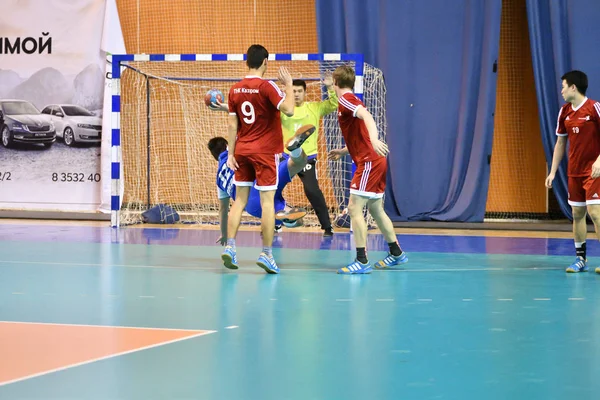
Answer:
[
  {"left": 566, "top": 257, "right": 588, "bottom": 273},
  {"left": 374, "top": 252, "right": 408, "bottom": 269},
  {"left": 221, "top": 246, "right": 239, "bottom": 270},
  {"left": 337, "top": 259, "right": 372, "bottom": 274},
  {"left": 256, "top": 252, "right": 280, "bottom": 274}
]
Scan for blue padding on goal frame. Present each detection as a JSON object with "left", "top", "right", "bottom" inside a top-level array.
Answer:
[
  {"left": 111, "top": 95, "right": 120, "bottom": 113},
  {"left": 111, "top": 54, "right": 133, "bottom": 80},
  {"left": 111, "top": 195, "right": 120, "bottom": 211},
  {"left": 111, "top": 162, "right": 120, "bottom": 180},
  {"left": 111, "top": 129, "right": 120, "bottom": 146}
]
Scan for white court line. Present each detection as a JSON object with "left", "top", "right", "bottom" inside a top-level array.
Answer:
[
  {"left": 139, "top": 296, "right": 155, "bottom": 299},
  {"left": 462, "top": 299, "right": 473, "bottom": 302},
  {"left": 0, "top": 260, "right": 564, "bottom": 273},
  {"left": 335, "top": 299, "right": 352, "bottom": 302},
  {"left": 497, "top": 298, "right": 513, "bottom": 301},
  {"left": 0, "top": 320, "right": 214, "bottom": 333},
  {"left": 0, "top": 321, "right": 216, "bottom": 387},
  {"left": 375, "top": 299, "right": 395, "bottom": 302},
  {"left": 569, "top": 298, "right": 585, "bottom": 301},
  {"left": 533, "top": 298, "right": 551, "bottom": 301},
  {"left": 224, "top": 325, "right": 239, "bottom": 329},
  {"left": 417, "top": 299, "right": 432, "bottom": 302}
]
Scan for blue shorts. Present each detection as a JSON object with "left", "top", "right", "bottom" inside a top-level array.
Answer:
[{"left": 245, "top": 156, "right": 292, "bottom": 219}]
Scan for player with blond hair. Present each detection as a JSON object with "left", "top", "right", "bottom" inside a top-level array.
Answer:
[{"left": 328, "top": 65, "right": 407, "bottom": 274}]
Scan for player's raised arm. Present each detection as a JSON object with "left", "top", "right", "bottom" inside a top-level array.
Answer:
[
  {"left": 277, "top": 67, "right": 295, "bottom": 117},
  {"left": 318, "top": 73, "right": 339, "bottom": 116}
]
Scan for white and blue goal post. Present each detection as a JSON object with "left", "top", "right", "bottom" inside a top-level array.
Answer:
[{"left": 109, "top": 53, "right": 365, "bottom": 228}]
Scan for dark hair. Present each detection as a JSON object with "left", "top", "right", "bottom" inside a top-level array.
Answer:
[
  {"left": 292, "top": 79, "right": 306, "bottom": 90},
  {"left": 207, "top": 136, "right": 228, "bottom": 161},
  {"left": 561, "top": 70, "right": 588, "bottom": 95},
  {"left": 333, "top": 65, "right": 355, "bottom": 89},
  {"left": 246, "top": 44, "right": 269, "bottom": 69}
]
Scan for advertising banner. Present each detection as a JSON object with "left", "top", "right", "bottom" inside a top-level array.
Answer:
[{"left": 0, "top": 0, "right": 107, "bottom": 212}]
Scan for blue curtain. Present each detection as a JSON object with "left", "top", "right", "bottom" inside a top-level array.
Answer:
[
  {"left": 316, "top": 0, "right": 502, "bottom": 222},
  {"left": 526, "top": 0, "right": 600, "bottom": 220}
]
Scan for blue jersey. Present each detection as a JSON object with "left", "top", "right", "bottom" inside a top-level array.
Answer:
[
  {"left": 216, "top": 151, "right": 236, "bottom": 200},
  {"left": 215, "top": 150, "right": 292, "bottom": 220}
]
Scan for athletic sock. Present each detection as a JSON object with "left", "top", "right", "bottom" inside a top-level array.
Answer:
[
  {"left": 356, "top": 247, "right": 368, "bottom": 264},
  {"left": 262, "top": 247, "right": 273, "bottom": 257},
  {"left": 388, "top": 241, "right": 402, "bottom": 257},
  {"left": 575, "top": 241, "right": 586, "bottom": 260},
  {"left": 290, "top": 148, "right": 302, "bottom": 158}
]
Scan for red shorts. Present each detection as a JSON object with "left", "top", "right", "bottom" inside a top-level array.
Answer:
[
  {"left": 568, "top": 176, "right": 600, "bottom": 206},
  {"left": 350, "top": 157, "right": 387, "bottom": 199},
  {"left": 234, "top": 153, "right": 280, "bottom": 191}
]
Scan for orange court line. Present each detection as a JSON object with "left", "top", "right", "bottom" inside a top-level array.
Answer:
[{"left": 0, "top": 321, "right": 215, "bottom": 387}]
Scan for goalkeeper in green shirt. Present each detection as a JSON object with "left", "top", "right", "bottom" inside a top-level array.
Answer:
[{"left": 281, "top": 75, "right": 338, "bottom": 236}]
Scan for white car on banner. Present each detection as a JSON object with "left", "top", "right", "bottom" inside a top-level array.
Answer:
[
  {"left": 40, "top": 104, "right": 102, "bottom": 147},
  {"left": 0, "top": 99, "right": 57, "bottom": 149}
]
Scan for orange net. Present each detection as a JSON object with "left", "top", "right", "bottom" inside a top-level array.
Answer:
[{"left": 486, "top": 0, "right": 548, "bottom": 219}]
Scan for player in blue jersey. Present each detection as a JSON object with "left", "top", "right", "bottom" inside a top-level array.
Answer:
[{"left": 207, "top": 125, "right": 316, "bottom": 249}]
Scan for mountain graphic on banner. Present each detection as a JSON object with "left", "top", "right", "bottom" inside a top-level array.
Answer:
[
  {"left": 73, "top": 64, "right": 104, "bottom": 112},
  {"left": 0, "top": 69, "right": 24, "bottom": 98},
  {"left": 4, "top": 65, "right": 104, "bottom": 112},
  {"left": 8, "top": 67, "right": 74, "bottom": 110}
]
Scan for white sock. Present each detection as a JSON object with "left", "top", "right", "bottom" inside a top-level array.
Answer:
[{"left": 290, "top": 148, "right": 302, "bottom": 158}]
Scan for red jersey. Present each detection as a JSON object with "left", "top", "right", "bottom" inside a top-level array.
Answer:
[
  {"left": 228, "top": 75, "right": 285, "bottom": 155},
  {"left": 337, "top": 92, "right": 382, "bottom": 163},
  {"left": 556, "top": 97, "right": 600, "bottom": 177}
]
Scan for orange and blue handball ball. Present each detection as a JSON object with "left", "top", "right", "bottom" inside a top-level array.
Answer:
[{"left": 204, "top": 89, "right": 224, "bottom": 109}]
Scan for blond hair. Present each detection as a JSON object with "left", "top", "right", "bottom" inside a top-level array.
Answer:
[{"left": 332, "top": 65, "right": 355, "bottom": 89}]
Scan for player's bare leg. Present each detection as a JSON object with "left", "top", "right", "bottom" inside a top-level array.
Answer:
[
  {"left": 338, "top": 194, "right": 372, "bottom": 274},
  {"left": 257, "top": 189, "right": 279, "bottom": 274},
  {"left": 367, "top": 198, "right": 396, "bottom": 242},
  {"left": 348, "top": 194, "right": 369, "bottom": 248},
  {"left": 566, "top": 206, "right": 589, "bottom": 273},
  {"left": 586, "top": 205, "right": 600, "bottom": 274},
  {"left": 221, "top": 186, "right": 251, "bottom": 270},
  {"left": 367, "top": 198, "right": 408, "bottom": 269}
]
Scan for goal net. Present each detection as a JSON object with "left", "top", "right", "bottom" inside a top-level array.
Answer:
[{"left": 112, "top": 54, "right": 386, "bottom": 227}]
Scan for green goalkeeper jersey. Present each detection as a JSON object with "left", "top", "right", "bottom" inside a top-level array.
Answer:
[{"left": 281, "top": 89, "right": 338, "bottom": 156}]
